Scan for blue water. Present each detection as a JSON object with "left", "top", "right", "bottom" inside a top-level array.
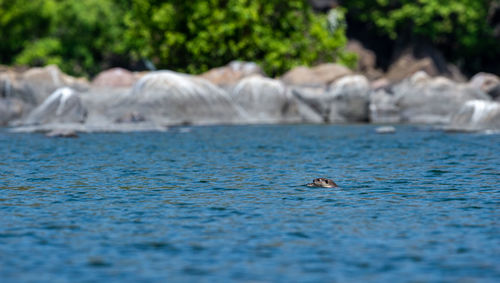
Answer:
[{"left": 0, "top": 125, "right": 499, "bottom": 282}]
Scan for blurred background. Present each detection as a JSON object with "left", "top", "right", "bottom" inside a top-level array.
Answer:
[{"left": 0, "top": 0, "right": 499, "bottom": 78}]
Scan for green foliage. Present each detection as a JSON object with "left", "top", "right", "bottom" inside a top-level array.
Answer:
[
  {"left": 0, "top": 0, "right": 52, "bottom": 63},
  {"left": 0, "top": 0, "right": 353, "bottom": 77},
  {"left": 341, "top": 0, "right": 497, "bottom": 59},
  {"left": 15, "top": 37, "right": 63, "bottom": 67},
  {"left": 1, "top": 0, "right": 127, "bottom": 76},
  {"left": 124, "top": 0, "right": 352, "bottom": 76}
]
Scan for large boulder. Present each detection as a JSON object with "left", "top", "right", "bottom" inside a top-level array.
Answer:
[
  {"left": 0, "top": 98, "right": 25, "bottom": 125},
  {"left": 385, "top": 45, "right": 466, "bottom": 83},
  {"left": 200, "top": 61, "right": 264, "bottom": 87},
  {"left": 280, "top": 63, "right": 353, "bottom": 87},
  {"left": 369, "top": 89, "right": 401, "bottom": 123},
  {"left": 326, "top": 75, "right": 370, "bottom": 122},
  {"left": 447, "top": 100, "right": 500, "bottom": 132},
  {"left": 468, "top": 73, "right": 500, "bottom": 99},
  {"left": 91, "top": 68, "right": 141, "bottom": 88},
  {"left": 393, "top": 72, "right": 490, "bottom": 124},
  {"left": 79, "top": 87, "right": 133, "bottom": 125},
  {"left": 23, "top": 87, "right": 87, "bottom": 125},
  {"left": 19, "top": 65, "right": 89, "bottom": 105},
  {"left": 292, "top": 75, "right": 370, "bottom": 123},
  {"left": 0, "top": 69, "right": 24, "bottom": 99},
  {"left": 231, "top": 76, "right": 289, "bottom": 123},
  {"left": 124, "top": 71, "right": 247, "bottom": 125},
  {"left": 230, "top": 76, "right": 322, "bottom": 123},
  {"left": 386, "top": 54, "right": 439, "bottom": 83},
  {"left": 0, "top": 70, "right": 28, "bottom": 124}
]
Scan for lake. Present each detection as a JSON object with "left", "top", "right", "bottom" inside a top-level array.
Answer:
[{"left": 0, "top": 125, "right": 499, "bottom": 282}]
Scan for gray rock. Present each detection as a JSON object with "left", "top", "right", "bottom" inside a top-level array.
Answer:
[
  {"left": 0, "top": 98, "right": 25, "bottom": 125},
  {"left": 469, "top": 72, "right": 500, "bottom": 99},
  {"left": 492, "top": 85, "right": 500, "bottom": 101},
  {"left": 370, "top": 78, "right": 391, "bottom": 91},
  {"left": 281, "top": 63, "right": 352, "bottom": 87},
  {"left": 447, "top": 100, "right": 500, "bottom": 132},
  {"left": 375, "top": 126, "right": 396, "bottom": 134},
  {"left": 124, "top": 71, "right": 247, "bottom": 125},
  {"left": 0, "top": 66, "right": 89, "bottom": 125},
  {"left": 11, "top": 121, "right": 167, "bottom": 134},
  {"left": 0, "top": 70, "right": 31, "bottom": 122},
  {"left": 291, "top": 75, "right": 370, "bottom": 123},
  {"left": 23, "top": 87, "right": 87, "bottom": 125},
  {"left": 369, "top": 89, "right": 401, "bottom": 123},
  {"left": 92, "top": 68, "right": 142, "bottom": 88},
  {"left": 327, "top": 75, "right": 370, "bottom": 122},
  {"left": 393, "top": 72, "right": 490, "bottom": 124},
  {"left": 20, "top": 65, "right": 89, "bottom": 105},
  {"left": 231, "top": 76, "right": 320, "bottom": 123},
  {"left": 78, "top": 87, "right": 132, "bottom": 127},
  {"left": 45, "top": 129, "right": 78, "bottom": 138},
  {"left": 200, "top": 61, "right": 264, "bottom": 87},
  {"left": 385, "top": 44, "right": 466, "bottom": 83},
  {"left": 0, "top": 70, "right": 23, "bottom": 99},
  {"left": 115, "top": 111, "right": 146, "bottom": 123},
  {"left": 291, "top": 87, "right": 327, "bottom": 118}
]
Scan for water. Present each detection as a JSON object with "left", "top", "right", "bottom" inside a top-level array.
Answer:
[{"left": 0, "top": 125, "right": 499, "bottom": 282}]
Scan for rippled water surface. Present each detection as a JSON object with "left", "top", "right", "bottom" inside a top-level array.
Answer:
[{"left": 0, "top": 125, "right": 499, "bottom": 282}]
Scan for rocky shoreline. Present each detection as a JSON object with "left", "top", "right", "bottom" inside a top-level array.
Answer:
[{"left": 1, "top": 61, "right": 499, "bottom": 134}]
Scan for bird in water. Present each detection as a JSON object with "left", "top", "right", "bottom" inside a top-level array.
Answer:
[{"left": 307, "top": 178, "right": 338, "bottom": 188}]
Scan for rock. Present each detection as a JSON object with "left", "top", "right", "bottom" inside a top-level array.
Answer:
[
  {"left": 469, "top": 72, "right": 500, "bottom": 99},
  {"left": 393, "top": 72, "right": 490, "bottom": 124},
  {"left": 200, "top": 61, "right": 264, "bottom": 87},
  {"left": 0, "top": 70, "right": 38, "bottom": 124},
  {"left": 230, "top": 76, "right": 320, "bottom": 123},
  {"left": 447, "top": 100, "right": 500, "bottom": 132},
  {"left": 91, "top": 68, "right": 140, "bottom": 88},
  {"left": 45, "top": 129, "right": 78, "bottom": 138},
  {"left": 291, "top": 87, "right": 330, "bottom": 122},
  {"left": 326, "top": 75, "right": 370, "bottom": 122},
  {"left": 0, "top": 65, "right": 29, "bottom": 73},
  {"left": 115, "top": 111, "right": 146, "bottom": 123},
  {"left": 23, "top": 87, "right": 87, "bottom": 125},
  {"left": 19, "top": 65, "right": 89, "bottom": 105},
  {"left": 280, "top": 63, "right": 353, "bottom": 87},
  {"left": 292, "top": 75, "right": 370, "bottom": 123},
  {"left": 386, "top": 45, "right": 466, "bottom": 83},
  {"left": 346, "top": 40, "right": 383, "bottom": 80},
  {"left": 0, "top": 69, "right": 24, "bottom": 98},
  {"left": 375, "top": 126, "right": 396, "bottom": 134},
  {"left": 492, "top": 85, "right": 500, "bottom": 101},
  {"left": 0, "top": 98, "right": 25, "bottom": 125},
  {"left": 231, "top": 76, "right": 290, "bottom": 123},
  {"left": 370, "top": 78, "right": 390, "bottom": 91},
  {"left": 386, "top": 55, "right": 439, "bottom": 83},
  {"left": 78, "top": 87, "right": 133, "bottom": 126},
  {"left": 369, "top": 89, "right": 401, "bottom": 123},
  {"left": 125, "top": 71, "right": 247, "bottom": 125}
]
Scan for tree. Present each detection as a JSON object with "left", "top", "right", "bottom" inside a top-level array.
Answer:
[
  {"left": 124, "top": 0, "right": 355, "bottom": 76},
  {"left": 340, "top": 0, "right": 499, "bottom": 74},
  {"left": 1, "top": 0, "right": 354, "bottom": 77},
  {"left": 0, "top": 0, "right": 52, "bottom": 64}
]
